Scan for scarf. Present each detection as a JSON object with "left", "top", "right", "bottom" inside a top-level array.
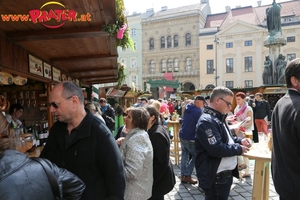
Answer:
[{"left": 235, "top": 102, "right": 247, "bottom": 118}]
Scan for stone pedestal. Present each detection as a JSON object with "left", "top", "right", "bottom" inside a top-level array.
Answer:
[{"left": 263, "top": 34, "right": 286, "bottom": 85}]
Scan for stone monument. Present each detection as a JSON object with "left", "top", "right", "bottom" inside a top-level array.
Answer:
[{"left": 263, "top": 0, "right": 287, "bottom": 85}]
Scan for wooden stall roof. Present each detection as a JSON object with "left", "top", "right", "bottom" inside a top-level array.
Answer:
[{"left": 0, "top": 0, "right": 118, "bottom": 85}]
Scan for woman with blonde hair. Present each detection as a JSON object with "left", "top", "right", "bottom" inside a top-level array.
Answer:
[{"left": 85, "top": 102, "right": 106, "bottom": 124}]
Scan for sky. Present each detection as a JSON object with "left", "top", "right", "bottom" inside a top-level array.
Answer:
[{"left": 123, "top": 0, "right": 284, "bottom": 15}]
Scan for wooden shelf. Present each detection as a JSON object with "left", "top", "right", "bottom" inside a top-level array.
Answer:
[
  {"left": 39, "top": 107, "right": 47, "bottom": 111},
  {"left": 39, "top": 94, "right": 47, "bottom": 97}
]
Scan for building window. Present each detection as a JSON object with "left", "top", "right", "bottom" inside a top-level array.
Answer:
[
  {"left": 226, "top": 42, "right": 233, "bottom": 48},
  {"left": 207, "top": 44, "right": 213, "bottom": 50},
  {"left": 174, "top": 59, "right": 179, "bottom": 72},
  {"left": 134, "top": 42, "right": 137, "bottom": 51},
  {"left": 186, "top": 57, "right": 192, "bottom": 72},
  {"left": 150, "top": 61, "right": 155, "bottom": 74},
  {"left": 149, "top": 38, "right": 154, "bottom": 50},
  {"left": 161, "top": 37, "right": 165, "bottom": 49},
  {"left": 132, "top": 75, "right": 136, "bottom": 85},
  {"left": 287, "top": 53, "right": 296, "bottom": 62},
  {"left": 244, "top": 80, "right": 253, "bottom": 88},
  {"left": 161, "top": 60, "right": 167, "bottom": 72},
  {"left": 287, "top": 36, "right": 295, "bottom": 42},
  {"left": 226, "top": 58, "right": 233, "bottom": 73},
  {"left": 121, "top": 58, "right": 126, "bottom": 64},
  {"left": 167, "top": 59, "right": 173, "bottom": 72},
  {"left": 225, "top": 81, "right": 234, "bottom": 89},
  {"left": 131, "top": 58, "right": 136, "bottom": 68},
  {"left": 206, "top": 60, "right": 214, "bottom": 74},
  {"left": 185, "top": 33, "right": 191, "bottom": 46},
  {"left": 244, "top": 40, "right": 252, "bottom": 46},
  {"left": 244, "top": 56, "right": 253, "bottom": 72},
  {"left": 131, "top": 28, "right": 136, "bottom": 36},
  {"left": 174, "top": 35, "right": 178, "bottom": 47},
  {"left": 167, "top": 36, "right": 172, "bottom": 48}
]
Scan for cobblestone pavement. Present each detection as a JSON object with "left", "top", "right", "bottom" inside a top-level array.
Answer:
[{"left": 164, "top": 159, "right": 279, "bottom": 200}]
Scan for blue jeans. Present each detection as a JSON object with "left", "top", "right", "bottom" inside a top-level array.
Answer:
[
  {"left": 203, "top": 175, "right": 233, "bottom": 200},
  {"left": 180, "top": 138, "right": 196, "bottom": 176}
]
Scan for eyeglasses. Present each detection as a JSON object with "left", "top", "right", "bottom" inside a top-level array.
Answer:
[
  {"left": 219, "top": 97, "right": 232, "bottom": 107},
  {"left": 122, "top": 112, "right": 128, "bottom": 117},
  {"left": 49, "top": 96, "right": 73, "bottom": 109}
]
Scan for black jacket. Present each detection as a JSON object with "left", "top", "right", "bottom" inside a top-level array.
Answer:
[
  {"left": 271, "top": 89, "right": 300, "bottom": 199},
  {"left": 40, "top": 109, "right": 125, "bottom": 200},
  {"left": 195, "top": 107, "right": 242, "bottom": 189},
  {"left": 147, "top": 123, "right": 175, "bottom": 198},
  {"left": 254, "top": 100, "right": 271, "bottom": 120},
  {"left": 0, "top": 150, "right": 85, "bottom": 200}
]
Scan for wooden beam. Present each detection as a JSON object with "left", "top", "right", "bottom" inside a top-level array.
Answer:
[
  {"left": 79, "top": 73, "right": 116, "bottom": 79},
  {"left": 50, "top": 54, "right": 117, "bottom": 63},
  {"left": 82, "top": 76, "right": 117, "bottom": 81},
  {"left": 69, "top": 67, "right": 117, "bottom": 73},
  {"left": 6, "top": 27, "right": 109, "bottom": 42}
]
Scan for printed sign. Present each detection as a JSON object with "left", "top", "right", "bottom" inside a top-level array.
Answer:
[
  {"left": 1, "top": 1, "right": 92, "bottom": 29},
  {"left": 43, "top": 62, "right": 52, "bottom": 79},
  {"left": 29, "top": 55, "right": 43, "bottom": 76},
  {"left": 52, "top": 67, "right": 61, "bottom": 82}
]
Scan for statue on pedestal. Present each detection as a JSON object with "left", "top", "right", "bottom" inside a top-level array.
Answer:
[
  {"left": 274, "top": 54, "right": 286, "bottom": 84},
  {"left": 262, "top": 56, "right": 273, "bottom": 85},
  {"left": 266, "top": 0, "right": 282, "bottom": 36}
]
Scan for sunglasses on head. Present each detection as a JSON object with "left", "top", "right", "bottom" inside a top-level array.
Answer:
[{"left": 48, "top": 96, "right": 73, "bottom": 109}]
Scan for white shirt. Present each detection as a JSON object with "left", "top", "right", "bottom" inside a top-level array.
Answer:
[{"left": 217, "top": 124, "right": 237, "bottom": 173}]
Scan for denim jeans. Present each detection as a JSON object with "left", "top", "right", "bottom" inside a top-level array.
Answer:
[
  {"left": 180, "top": 138, "right": 196, "bottom": 176},
  {"left": 203, "top": 175, "right": 233, "bottom": 200}
]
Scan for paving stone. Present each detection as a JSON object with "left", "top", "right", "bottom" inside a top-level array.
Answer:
[{"left": 164, "top": 157, "right": 279, "bottom": 199}]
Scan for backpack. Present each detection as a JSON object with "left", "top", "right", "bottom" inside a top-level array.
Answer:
[{"left": 102, "top": 114, "right": 115, "bottom": 130}]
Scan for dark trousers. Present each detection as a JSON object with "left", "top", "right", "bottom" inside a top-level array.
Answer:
[
  {"left": 203, "top": 175, "right": 233, "bottom": 200},
  {"left": 148, "top": 196, "right": 164, "bottom": 200}
]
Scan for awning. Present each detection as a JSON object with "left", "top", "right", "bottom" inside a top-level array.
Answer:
[
  {"left": 263, "top": 87, "right": 287, "bottom": 94},
  {"left": 125, "top": 91, "right": 137, "bottom": 98},
  {"left": 0, "top": 1, "right": 118, "bottom": 85},
  {"left": 106, "top": 88, "right": 115, "bottom": 96},
  {"left": 114, "top": 90, "right": 126, "bottom": 97}
]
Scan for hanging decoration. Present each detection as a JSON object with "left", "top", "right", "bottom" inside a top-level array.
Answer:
[
  {"left": 102, "top": 0, "right": 134, "bottom": 51},
  {"left": 117, "top": 63, "right": 126, "bottom": 89}
]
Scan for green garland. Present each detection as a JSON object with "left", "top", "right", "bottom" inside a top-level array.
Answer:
[
  {"left": 102, "top": 0, "right": 135, "bottom": 51},
  {"left": 117, "top": 63, "right": 126, "bottom": 89}
]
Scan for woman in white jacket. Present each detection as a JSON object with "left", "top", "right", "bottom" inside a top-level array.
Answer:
[{"left": 119, "top": 107, "right": 153, "bottom": 200}]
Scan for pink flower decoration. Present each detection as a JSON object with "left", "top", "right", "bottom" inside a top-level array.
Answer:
[{"left": 117, "top": 23, "right": 127, "bottom": 39}]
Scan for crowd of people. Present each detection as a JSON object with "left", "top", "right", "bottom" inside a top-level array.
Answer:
[{"left": 1, "top": 57, "right": 299, "bottom": 200}]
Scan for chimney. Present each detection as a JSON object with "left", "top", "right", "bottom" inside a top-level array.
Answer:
[
  {"left": 146, "top": 8, "right": 154, "bottom": 12},
  {"left": 161, "top": 6, "right": 168, "bottom": 11},
  {"left": 225, "top": 6, "right": 231, "bottom": 12},
  {"left": 257, "top": 0, "right": 262, "bottom": 6}
]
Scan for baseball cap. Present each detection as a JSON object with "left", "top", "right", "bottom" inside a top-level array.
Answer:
[
  {"left": 141, "top": 97, "right": 148, "bottom": 102},
  {"left": 195, "top": 95, "right": 207, "bottom": 104}
]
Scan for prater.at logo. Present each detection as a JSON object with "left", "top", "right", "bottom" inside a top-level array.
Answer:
[{"left": 1, "top": 1, "right": 91, "bottom": 28}]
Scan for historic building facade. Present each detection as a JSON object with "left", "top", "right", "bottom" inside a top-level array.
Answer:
[
  {"left": 199, "top": 0, "right": 300, "bottom": 89},
  {"left": 141, "top": 2, "right": 211, "bottom": 98}
]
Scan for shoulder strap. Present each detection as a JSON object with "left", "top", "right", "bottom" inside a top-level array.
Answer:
[{"left": 31, "top": 157, "right": 61, "bottom": 200}]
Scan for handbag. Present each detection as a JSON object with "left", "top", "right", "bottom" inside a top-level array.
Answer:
[{"left": 32, "top": 157, "right": 62, "bottom": 200}]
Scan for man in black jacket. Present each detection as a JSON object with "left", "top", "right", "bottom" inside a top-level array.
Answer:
[
  {"left": 99, "top": 98, "right": 116, "bottom": 132},
  {"left": 254, "top": 92, "right": 271, "bottom": 135},
  {"left": 40, "top": 81, "right": 125, "bottom": 200},
  {"left": 271, "top": 58, "right": 300, "bottom": 200}
]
